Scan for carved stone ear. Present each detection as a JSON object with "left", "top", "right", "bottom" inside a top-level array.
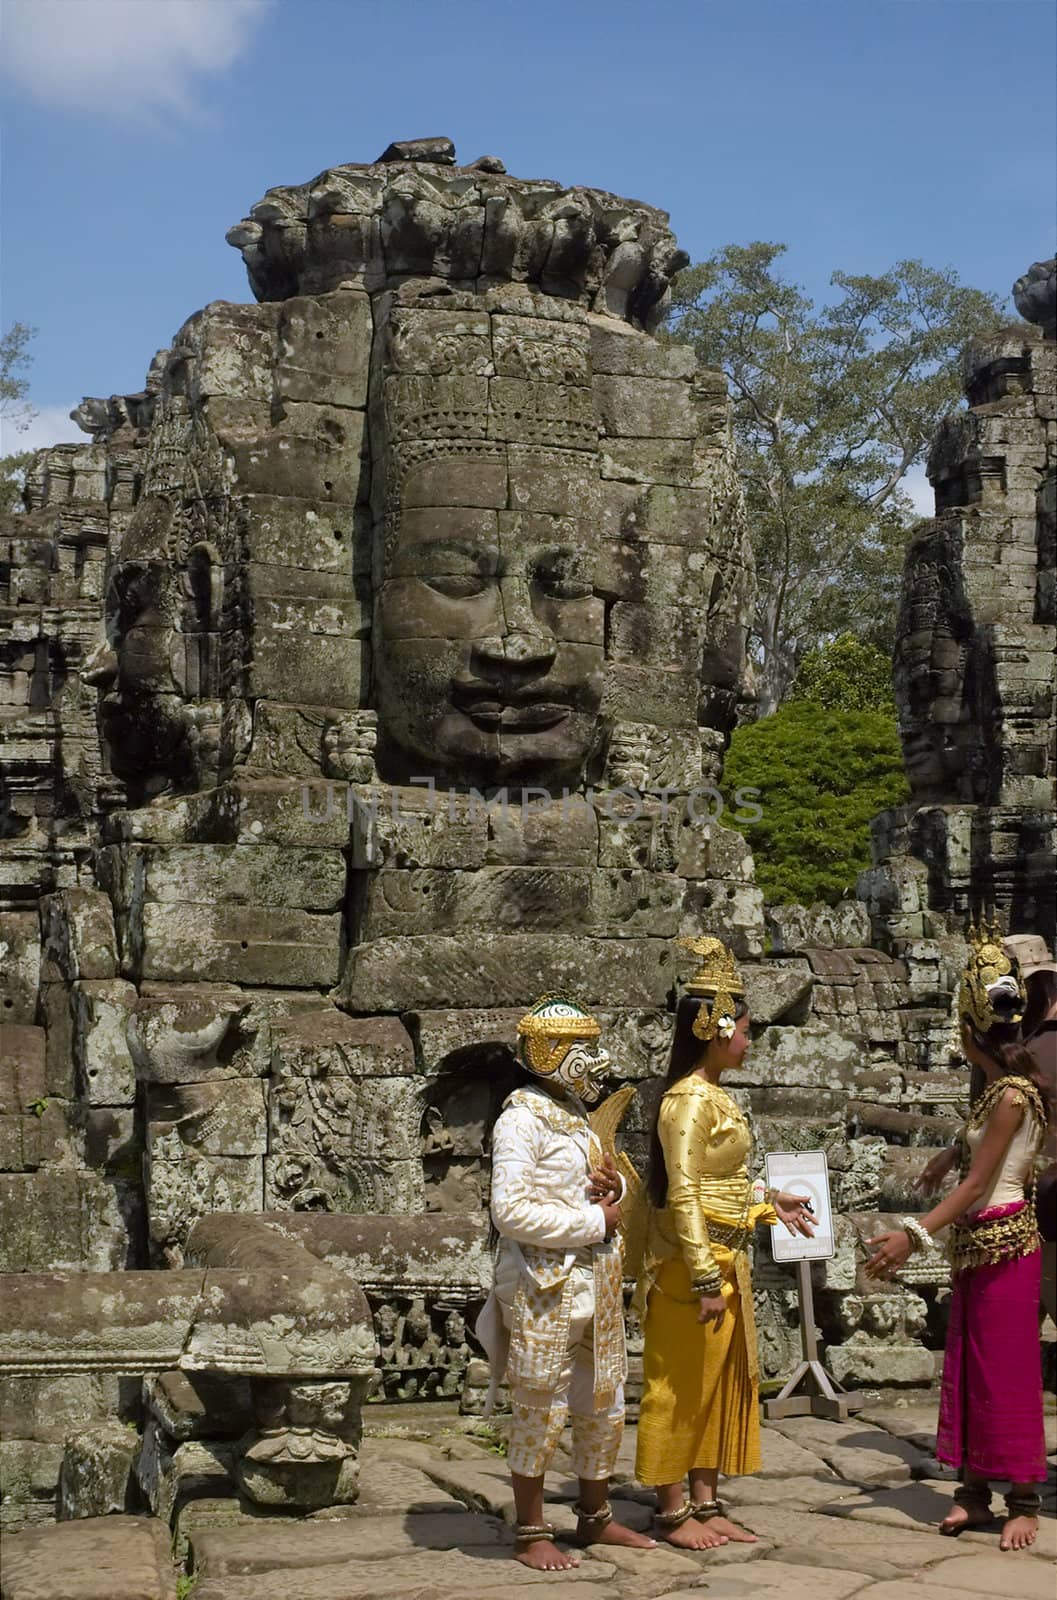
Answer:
[{"left": 185, "top": 541, "right": 224, "bottom": 698}]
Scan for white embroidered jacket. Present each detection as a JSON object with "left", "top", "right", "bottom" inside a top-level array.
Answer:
[
  {"left": 490, "top": 1085, "right": 612, "bottom": 1253},
  {"left": 475, "top": 1083, "right": 627, "bottom": 1404}
]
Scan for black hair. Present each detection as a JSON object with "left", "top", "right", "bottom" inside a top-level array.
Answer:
[
  {"left": 646, "top": 994, "right": 749, "bottom": 1210},
  {"left": 1023, "top": 968, "right": 1057, "bottom": 1041}
]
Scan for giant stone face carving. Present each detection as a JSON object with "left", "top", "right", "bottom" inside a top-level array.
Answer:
[{"left": 374, "top": 453, "right": 606, "bottom": 783}]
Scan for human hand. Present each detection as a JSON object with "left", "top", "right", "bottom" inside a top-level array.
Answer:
[
  {"left": 913, "top": 1146, "right": 958, "bottom": 1195},
  {"left": 600, "top": 1196, "right": 623, "bottom": 1238},
  {"left": 864, "top": 1229, "right": 912, "bottom": 1280},
  {"left": 774, "top": 1193, "right": 816, "bottom": 1237},
  {"left": 588, "top": 1152, "right": 621, "bottom": 1203},
  {"left": 697, "top": 1293, "right": 726, "bottom": 1327}
]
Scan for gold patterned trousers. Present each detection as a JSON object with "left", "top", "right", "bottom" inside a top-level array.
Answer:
[{"left": 500, "top": 1264, "right": 624, "bottom": 1480}]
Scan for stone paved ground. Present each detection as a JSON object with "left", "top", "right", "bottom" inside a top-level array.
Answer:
[{"left": 2, "top": 1398, "right": 1054, "bottom": 1599}]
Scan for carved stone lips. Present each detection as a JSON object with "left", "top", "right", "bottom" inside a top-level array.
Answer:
[{"left": 450, "top": 684, "right": 573, "bottom": 731}]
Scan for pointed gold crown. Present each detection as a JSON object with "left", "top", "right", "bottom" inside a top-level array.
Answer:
[
  {"left": 959, "top": 916, "right": 1026, "bottom": 1033},
  {"left": 516, "top": 993, "right": 601, "bottom": 1078},
  {"left": 676, "top": 935, "right": 745, "bottom": 1043}
]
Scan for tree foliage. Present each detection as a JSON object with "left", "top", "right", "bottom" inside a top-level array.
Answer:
[
  {"left": 789, "top": 632, "right": 895, "bottom": 713},
  {"left": 668, "top": 245, "right": 1004, "bottom": 711},
  {"left": 0, "top": 322, "right": 38, "bottom": 515},
  {"left": 723, "top": 701, "right": 909, "bottom": 906}
]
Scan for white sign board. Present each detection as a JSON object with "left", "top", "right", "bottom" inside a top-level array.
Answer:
[{"left": 765, "top": 1150, "right": 835, "bottom": 1262}]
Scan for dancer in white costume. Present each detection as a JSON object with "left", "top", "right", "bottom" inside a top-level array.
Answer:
[{"left": 476, "top": 996, "right": 656, "bottom": 1570}]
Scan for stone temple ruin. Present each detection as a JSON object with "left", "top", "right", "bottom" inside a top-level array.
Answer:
[{"left": 0, "top": 134, "right": 1053, "bottom": 1528}]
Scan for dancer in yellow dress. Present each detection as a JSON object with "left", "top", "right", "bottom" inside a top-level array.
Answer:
[{"left": 635, "top": 936, "right": 814, "bottom": 1548}]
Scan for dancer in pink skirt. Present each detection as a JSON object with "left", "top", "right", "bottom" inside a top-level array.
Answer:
[{"left": 867, "top": 921, "right": 1047, "bottom": 1552}]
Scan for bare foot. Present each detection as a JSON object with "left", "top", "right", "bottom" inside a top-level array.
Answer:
[
  {"left": 698, "top": 1513, "right": 757, "bottom": 1544},
  {"left": 659, "top": 1517, "right": 729, "bottom": 1550},
  {"left": 515, "top": 1539, "right": 580, "bottom": 1571},
  {"left": 939, "top": 1503, "right": 992, "bottom": 1536},
  {"left": 1000, "top": 1515, "right": 1038, "bottom": 1551},
  {"left": 579, "top": 1517, "right": 656, "bottom": 1549}
]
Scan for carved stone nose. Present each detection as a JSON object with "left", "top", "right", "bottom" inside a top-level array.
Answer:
[{"left": 504, "top": 631, "right": 553, "bottom": 664}]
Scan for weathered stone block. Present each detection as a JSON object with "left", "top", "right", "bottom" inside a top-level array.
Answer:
[
  {"left": 0, "top": 1436, "right": 66, "bottom": 1515},
  {"left": 57, "top": 1423, "right": 138, "bottom": 1520},
  {"left": 272, "top": 1010, "right": 414, "bottom": 1078},
  {"left": 240, "top": 495, "right": 367, "bottom": 574},
  {"left": 404, "top": 1009, "right": 524, "bottom": 1073},
  {"left": 766, "top": 901, "right": 873, "bottom": 953},
  {"left": 601, "top": 435, "right": 695, "bottom": 486},
  {"left": 136, "top": 844, "right": 346, "bottom": 912},
  {"left": 725, "top": 1025, "right": 861, "bottom": 1091},
  {"left": 179, "top": 301, "right": 278, "bottom": 403},
  {"left": 270, "top": 1074, "right": 425, "bottom": 1163},
  {"left": 146, "top": 1144, "right": 263, "bottom": 1257},
  {"left": 742, "top": 961, "right": 814, "bottom": 1024},
  {"left": 146, "top": 1080, "right": 268, "bottom": 1158},
  {"left": 350, "top": 786, "right": 488, "bottom": 871},
  {"left": 40, "top": 891, "right": 117, "bottom": 982},
  {"left": 0, "top": 1514, "right": 178, "bottom": 1600},
  {"left": 225, "top": 405, "right": 367, "bottom": 502},
  {"left": 144, "top": 1370, "right": 253, "bottom": 1441},
  {"left": 0, "top": 1172, "right": 137, "bottom": 1272},
  {"left": 680, "top": 880, "right": 766, "bottom": 959},
  {"left": 128, "top": 985, "right": 270, "bottom": 1084},
  {"left": 608, "top": 600, "right": 705, "bottom": 667},
  {"left": 247, "top": 630, "right": 367, "bottom": 710},
  {"left": 589, "top": 319, "right": 697, "bottom": 380},
  {"left": 586, "top": 870, "right": 683, "bottom": 937},
  {"left": 277, "top": 291, "right": 372, "bottom": 408},
  {"left": 483, "top": 794, "right": 599, "bottom": 866},
  {"left": 135, "top": 1421, "right": 234, "bottom": 1522},
  {"left": 340, "top": 933, "right": 677, "bottom": 1010},
  {"left": 591, "top": 1008, "right": 672, "bottom": 1080},
  {"left": 0, "top": 912, "right": 40, "bottom": 1023},
  {"left": 595, "top": 374, "right": 695, "bottom": 439},
  {"left": 139, "top": 903, "right": 342, "bottom": 987},
  {"left": 601, "top": 663, "right": 698, "bottom": 726},
  {"left": 73, "top": 981, "right": 137, "bottom": 1107},
  {"left": 360, "top": 866, "right": 592, "bottom": 938},
  {"left": 0, "top": 1026, "right": 46, "bottom": 1108},
  {"left": 670, "top": 817, "right": 755, "bottom": 881}
]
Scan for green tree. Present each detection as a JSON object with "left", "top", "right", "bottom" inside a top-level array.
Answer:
[
  {"left": 723, "top": 701, "right": 909, "bottom": 906},
  {"left": 668, "top": 245, "right": 1004, "bottom": 712},
  {"left": 789, "top": 633, "right": 895, "bottom": 713},
  {"left": 0, "top": 322, "right": 38, "bottom": 514}
]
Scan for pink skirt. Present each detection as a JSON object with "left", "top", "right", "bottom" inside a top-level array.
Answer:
[{"left": 936, "top": 1201, "right": 1046, "bottom": 1482}]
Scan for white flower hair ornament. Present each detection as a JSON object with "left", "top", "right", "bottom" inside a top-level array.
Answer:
[{"left": 716, "top": 1014, "right": 737, "bottom": 1040}]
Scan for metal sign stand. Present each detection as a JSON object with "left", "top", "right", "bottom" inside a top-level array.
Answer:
[{"left": 763, "top": 1259, "right": 864, "bottom": 1421}]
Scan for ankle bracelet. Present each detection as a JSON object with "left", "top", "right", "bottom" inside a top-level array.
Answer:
[
  {"left": 514, "top": 1523, "right": 556, "bottom": 1544},
  {"left": 654, "top": 1500, "right": 694, "bottom": 1529},
  {"left": 574, "top": 1500, "right": 613, "bottom": 1528}
]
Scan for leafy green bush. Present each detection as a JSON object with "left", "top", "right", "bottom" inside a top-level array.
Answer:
[
  {"left": 723, "top": 701, "right": 909, "bottom": 905},
  {"left": 789, "top": 633, "right": 895, "bottom": 712}
]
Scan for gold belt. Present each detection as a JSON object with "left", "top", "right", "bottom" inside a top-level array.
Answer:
[
  {"left": 948, "top": 1203, "right": 1040, "bottom": 1273},
  {"left": 706, "top": 1219, "right": 753, "bottom": 1252}
]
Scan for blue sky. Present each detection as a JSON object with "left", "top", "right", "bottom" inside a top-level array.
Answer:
[{"left": 3, "top": 0, "right": 1055, "bottom": 494}]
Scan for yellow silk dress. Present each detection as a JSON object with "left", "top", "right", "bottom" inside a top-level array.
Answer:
[{"left": 635, "top": 1073, "right": 777, "bottom": 1485}]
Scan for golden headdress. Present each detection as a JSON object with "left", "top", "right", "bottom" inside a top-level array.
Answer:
[
  {"left": 676, "top": 935, "right": 745, "bottom": 1043},
  {"left": 959, "top": 917, "right": 1026, "bottom": 1033},
  {"left": 516, "top": 994, "right": 602, "bottom": 1079}
]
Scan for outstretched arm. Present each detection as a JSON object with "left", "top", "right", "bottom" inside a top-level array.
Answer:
[{"left": 866, "top": 1087, "right": 1028, "bottom": 1278}]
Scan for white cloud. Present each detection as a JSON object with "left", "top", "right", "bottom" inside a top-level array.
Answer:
[
  {"left": 1, "top": 404, "right": 82, "bottom": 457},
  {"left": 1, "top": 0, "right": 274, "bottom": 123},
  {"left": 903, "top": 463, "right": 934, "bottom": 520}
]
